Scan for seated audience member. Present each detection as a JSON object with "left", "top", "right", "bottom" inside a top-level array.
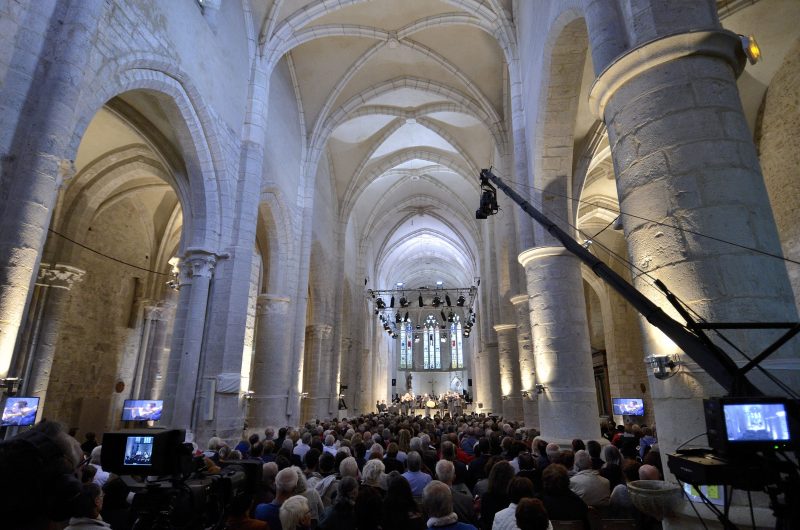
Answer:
[
  {"left": 538, "top": 464, "right": 589, "bottom": 529},
  {"left": 642, "top": 447, "right": 663, "bottom": 477},
  {"left": 609, "top": 459, "right": 641, "bottom": 519},
  {"left": 492, "top": 476, "right": 535, "bottom": 530},
  {"left": 569, "top": 450, "right": 610, "bottom": 508},
  {"left": 295, "top": 432, "right": 312, "bottom": 463},
  {"left": 382, "top": 474, "right": 427, "bottom": 530},
  {"left": 467, "top": 438, "right": 491, "bottom": 490},
  {"left": 80, "top": 464, "right": 97, "bottom": 485},
  {"left": 311, "top": 453, "right": 339, "bottom": 506},
  {"left": 599, "top": 444, "right": 624, "bottom": 490},
  {"left": 225, "top": 493, "right": 268, "bottom": 530},
  {"left": 638, "top": 464, "right": 660, "bottom": 481},
  {"left": 101, "top": 477, "right": 134, "bottom": 530},
  {"left": 403, "top": 451, "right": 433, "bottom": 497},
  {"left": 65, "top": 483, "right": 110, "bottom": 529},
  {"left": 304, "top": 448, "right": 321, "bottom": 482},
  {"left": 384, "top": 442, "right": 406, "bottom": 473},
  {"left": 639, "top": 427, "right": 657, "bottom": 459},
  {"left": 437, "top": 459, "right": 478, "bottom": 525},
  {"left": 280, "top": 495, "right": 311, "bottom": 530},
  {"left": 255, "top": 466, "right": 299, "bottom": 529},
  {"left": 80, "top": 432, "right": 98, "bottom": 457},
  {"left": 586, "top": 440, "right": 603, "bottom": 471},
  {"left": 0, "top": 420, "right": 85, "bottom": 530},
  {"left": 479, "top": 460, "right": 515, "bottom": 530},
  {"left": 355, "top": 461, "right": 386, "bottom": 530},
  {"left": 89, "top": 445, "right": 111, "bottom": 487},
  {"left": 516, "top": 452, "right": 540, "bottom": 492},
  {"left": 293, "top": 466, "right": 324, "bottom": 526},
  {"left": 515, "top": 498, "right": 551, "bottom": 530},
  {"left": 423, "top": 480, "right": 478, "bottom": 530},
  {"left": 319, "top": 476, "right": 358, "bottom": 529}
]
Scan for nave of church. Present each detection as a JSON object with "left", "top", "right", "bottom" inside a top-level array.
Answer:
[{"left": 1, "top": 1, "right": 799, "bottom": 527}]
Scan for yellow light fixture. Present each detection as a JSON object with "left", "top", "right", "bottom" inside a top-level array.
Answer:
[{"left": 740, "top": 34, "right": 761, "bottom": 65}]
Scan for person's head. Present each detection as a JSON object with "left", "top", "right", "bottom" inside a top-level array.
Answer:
[
  {"left": 384, "top": 474, "right": 417, "bottom": 514},
  {"left": 275, "top": 467, "right": 299, "bottom": 500},
  {"left": 559, "top": 450, "right": 574, "bottom": 470},
  {"left": 407, "top": 451, "right": 422, "bottom": 472},
  {"left": 508, "top": 476, "right": 535, "bottom": 504},
  {"left": 304, "top": 448, "right": 320, "bottom": 470},
  {"left": 487, "top": 461, "right": 515, "bottom": 495},
  {"left": 639, "top": 464, "right": 660, "bottom": 480},
  {"left": 435, "top": 459, "right": 455, "bottom": 485},
  {"left": 369, "top": 442, "right": 384, "bottom": 459},
  {"left": 319, "top": 452, "right": 336, "bottom": 475},
  {"left": 643, "top": 426, "right": 654, "bottom": 437},
  {"left": 571, "top": 439, "right": 586, "bottom": 453},
  {"left": 336, "top": 476, "right": 359, "bottom": 505},
  {"left": 101, "top": 477, "right": 129, "bottom": 510},
  {"left": 518, "top": 452, "right": 534, "bottom": 471},
  {"left": 264, "top": 427, "right": 275, "bottom": 440},
  {"left": 324, "top": 434, "right": 335, "bottom": 447},
  {"left": 422, "top": 480, "right": 453, "bottom": 518},
  {"left": 574, "top": 450, "right": 592, "bottom": 472},
  {"left": 545, "top": 442, "right": 561, "bottom": 461},
  {"left": 622, "top": 460, "right": 642, "bottom": 483},
  {"left": 542, "top": 464, "right": 570, "bottom": 495},
  {"left": 80, "top": 464, "right": 97, "bottom": 484},
  {"left": 362, "top": 458, "right": 385, "bottom": 487},
  {"left": 586, "top": 440, "right": 601, "bottom": 459},
  {"left": 279, "top": 494, "right": 310, "bottom": 530},
  {"left": 248, "top": 433, "right": 261, "bottom": 446},
  {"left": 340, "top": 456, "right": 359, "bottom": 479},
  {"left": 515, "top": 497, "right": 550, "bottom": 530},
  {"left": 602, "top": 444, "right": 621, "bottom": 467},
  {"left": 386, "top": 441, "right": 399, "bottom": 458},
  {"left": 74, "top": 483, "right": 103, "bottom": 519},
  {"left": 263, "top": 461, "right": 279, "bottom": 484},
  {"left": 292, "top": 466, "right": 308, "bottom": 493},
  {"left": 207, "top": 436, "right": 224, "bottom": 451},
  {"left": 301, "top": 432, "right": 312, "bottom": 445}
]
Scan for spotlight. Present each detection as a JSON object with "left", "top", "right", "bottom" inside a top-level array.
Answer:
[
  {"left": 440, "top": 334, "right": 447, "bottom": 342},
  {"left": 448, "top": 311, "right": 455, "bottom": 323},
  {"left": 456, "top": 295, "right": 465, "bottom": 307},
  {"left": 414, "top": 335, "right": 420, "bottom": 343},
  {"left": 376, "top": 298, "right": 386, "bottom": 309},
  {"left": 432, "top": 296, "right": 442, "bottom": 307},
  {"left": 391, "top": 332, "right": 398, "bottom": 338},
  {"left": 740, "top": 34, "right": 761, "bottom": 65},
  {"left": 440, "top": 310, "right": 447, "bottom": 322},
  {"left": 390, "top": 296, "right": 395, "bottom": 308},
  {"left": 395, "top": 312, "right": 402, "bottom": 323},
  {"left": 404, "top": 312, "right": 409, "bottom": 322},
  {"left": 399, "top": 297, "right": 409, "bottom": 308},
  {"left": 418, "top": 294, "right": 424, "bottom": 307},
  {"left": 445, "top": 294, "right": 452, "bottom": 307}
]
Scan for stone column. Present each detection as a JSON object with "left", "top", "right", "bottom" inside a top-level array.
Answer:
[
  {"left": 171, "top": 250, "right": 216, "bottom": 430},
  {"left": 511, "top": 294, "right": 539, "bottom": 428},
  {"left": 248, "top": 293, "right": 292, "bottom": 429},
  {"left": 518, "top": 247, "right": 600, "bottom": 442},
  {"left": 130, "top": 301, "right": 159, "bottom": 399},
  {"left": 140, "top": 302, "right": 174, "bottom": 400},
  {"left": 494, "top": 324, "right": 523, "bottom": 421},
  {"left": 22, "top": 263, "right": 85, "bottom": 410},
  {"left": 302, "top": 323, "right": 333, "bottom": 421},
  {"left": 589, "top": 27, "right": 800, "bottom": 482}
]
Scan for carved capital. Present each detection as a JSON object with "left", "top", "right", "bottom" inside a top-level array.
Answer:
[
  {"left": 36, "top": 262, "right": 86, "bottom": 290},
  {"left": 307, "top": 323, "right": 333, "bottom": 340},
  {"left": 180, "top": 250, "right": 217, "bottom": 281}
]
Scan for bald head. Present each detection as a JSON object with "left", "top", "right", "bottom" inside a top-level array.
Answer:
[{"left": 639, "top": 464, "right": 660, "bottom": 480}]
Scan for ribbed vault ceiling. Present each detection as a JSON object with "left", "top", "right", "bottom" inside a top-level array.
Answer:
[{"left": 256, "top": 0, "right": 513, "bottom": 289}]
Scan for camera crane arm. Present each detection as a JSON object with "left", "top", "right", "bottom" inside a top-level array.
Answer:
[{"left": 477, "top": 168, "right": 762, "bottom": 397}]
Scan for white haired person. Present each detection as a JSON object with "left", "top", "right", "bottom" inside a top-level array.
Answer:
[
  {"left": 280, "top": 495, "right": 312, "bottom": 530},
  {"left": 423, "top": 480, "right": 477, "bottom": 530},
  {"left": 255, "top": 466, "right": 299, "bottom": 528}
]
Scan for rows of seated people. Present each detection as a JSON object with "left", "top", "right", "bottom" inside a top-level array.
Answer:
[{"left": 0, "top": 414, "right": 661, "bottom": 530}]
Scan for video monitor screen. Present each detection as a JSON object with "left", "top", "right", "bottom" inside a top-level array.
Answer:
[
  {"left": 1, "top": 396, "right": 40, "bottom": 427},
  {"left": 124, "top": 436, "right": 154, "bottom": 466},
  {"left": 121, "top": 400, "right": 163, "bottom": 421},
  {"left": 612, "top": 397, "right": 644, "bottom": 416},
  {"left": 723, "top": 402, "right": 790, "bottom": 442}
]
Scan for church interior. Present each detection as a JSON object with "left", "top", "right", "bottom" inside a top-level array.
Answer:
[{"left": 1, "top": 0, "right": 799, "bottom": 527}]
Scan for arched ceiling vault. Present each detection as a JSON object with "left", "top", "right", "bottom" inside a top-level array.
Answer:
[{"left": 255, "top": 0, "right": 513, "bottom": 289}]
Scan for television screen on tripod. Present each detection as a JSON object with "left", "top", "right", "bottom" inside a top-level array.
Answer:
[
  {"left": 1, "top": 397, "right": 39, "bottom": 426},
  {"left": 121, "top": 400, "right": 163, "bottom": 421}
]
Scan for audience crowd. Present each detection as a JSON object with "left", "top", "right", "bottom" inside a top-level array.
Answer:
[{"left": 1, "top": 413, "right": 663, "bottom": 530}]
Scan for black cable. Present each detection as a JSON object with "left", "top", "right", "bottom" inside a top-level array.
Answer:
[
  {"left": 504, "top": 175, "right": 800, "bottom": 267},
  {"left": 678, "top": 479, "right": 710, "bottom": 530},
  {"left": 676, "top": 432, "right": 709, "bottom": 451},
  {"left": 747, "top": 489, "right": 755, "bottom": 530},
  {"left": 47, "top": 227, "right": 170, "bottom": 276}
]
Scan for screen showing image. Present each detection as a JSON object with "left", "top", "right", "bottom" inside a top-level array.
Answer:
[
  {"left": 121, "top": 400, "right": 163, "bottom": 421},
  {"left": 723, "top": 403, "right": 790, "bottom": 442},
  {"left": 612, "top": 398, "right": 644, "bottom": 416},
  {"left": 1, "top": 396, "right": 40, "bottom": 427},
  {"left": 124, "top": 436, "right": 154, "bottom": 466}
]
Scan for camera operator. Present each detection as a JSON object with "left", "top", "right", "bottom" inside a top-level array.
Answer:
[{"left": 0, "top": 420, "right": 85, "bottom": 530}]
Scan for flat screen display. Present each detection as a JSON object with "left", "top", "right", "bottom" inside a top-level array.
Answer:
[
  {"left": 612, "top": 397, "right": 644, "bottom": 416},
  {"left": 121, "top": 400, "right": 163, "bottom": 421},
  {"left": 723, "top": 402, "right": 790, "bottom": 442},
  {"left": 1, "top": 396, "right": 40, "bottom": 426},
  {"left": 124, "top": 435, "right": 154, "bottom": 466}
]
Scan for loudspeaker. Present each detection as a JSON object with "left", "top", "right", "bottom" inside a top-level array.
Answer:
[
  {"left": 468, "top": 378, "right": 473, "bottom": 387},
  {"left": 391, "top": 379, "right": 396, "bottom": 386}
]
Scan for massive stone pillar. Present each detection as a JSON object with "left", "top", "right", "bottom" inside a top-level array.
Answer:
[
  {"left": 302, "top": 323, "right": 333, "bottom": 421},
  {"left": 518, "top": 247, "right": 600, "bottom": 442},
  {"left": 138, "top": 301, "right": 174, "bottom": 400},
  {"left": 171, "top": 250, "right": 216, "bottom": 431},
  {"left": 248, "top": 293, "right": 292, "bottom": 429},
  {"left": 511, "top": 294, "right": 539, "bottom": 428},
  {"left": 20, "top": 263, "right": 85, "bottom": 410},
  {"left": 587, "top": 7, "right": 800, "bottom": 525},
  {"left": 494, "top": 324, "right": 523, "bottom": 422}
]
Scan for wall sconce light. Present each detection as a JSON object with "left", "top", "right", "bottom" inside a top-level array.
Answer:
[
  {"left": 242, "top": 390, "right": 255, "bottom": 400},
  {"left": 534, "top": 383, "right": 547, "bottom": 395},
  {"left": 740, "top": 34, "right": 761, "bottom": 64},
  {"left": 300, "top": 392, "right": 309, "bottom": 399},
  {"left": 646, "top": 354, "right": 680, "bottom": 380},
  {"left": 501, "top": 395, "right": 509, "bottom": 401},
  {"left": 521, "top": 390, "right": 531, "bottom": 399}
]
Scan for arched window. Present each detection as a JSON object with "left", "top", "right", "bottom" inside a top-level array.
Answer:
[
  {"left": 424, "top": 315, "right": 441, "bottom": 369},
  {"left": 399, "top": 321, "right": 413, "bottom": 369},
  {"left": 450, "top": 315, "right": 463, "bottom": 368}
]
